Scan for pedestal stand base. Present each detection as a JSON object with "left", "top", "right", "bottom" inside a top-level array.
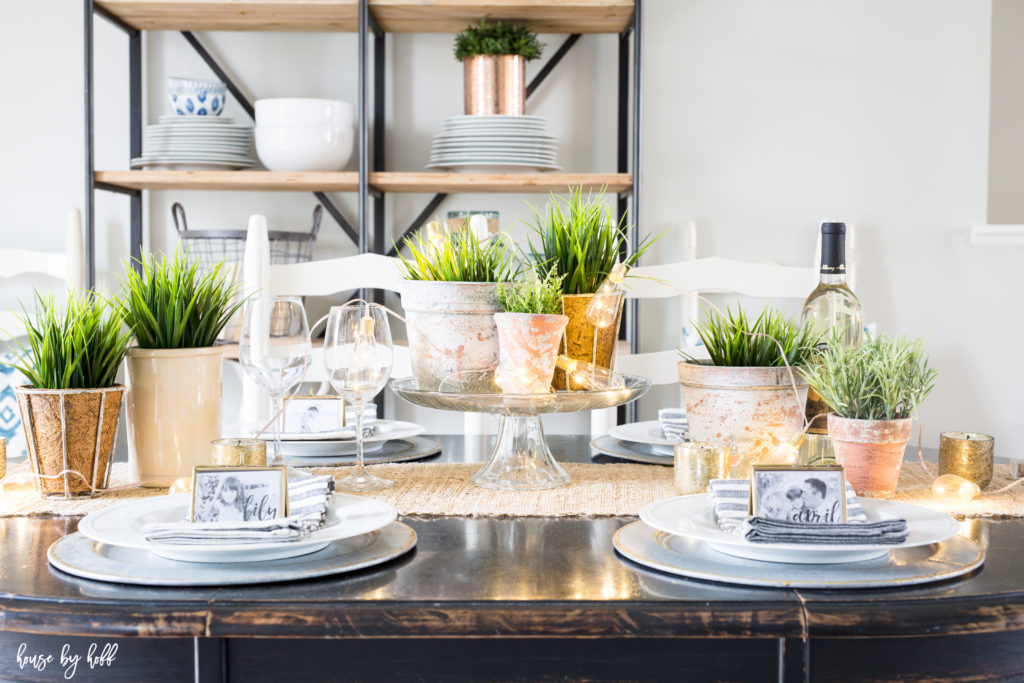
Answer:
[{"left": 471, "top": 415, "right": 571, "bottom": 491}]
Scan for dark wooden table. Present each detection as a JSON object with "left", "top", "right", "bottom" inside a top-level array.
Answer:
[{"left": 0, "top": 435, "right": 1022, "bottom": 682}]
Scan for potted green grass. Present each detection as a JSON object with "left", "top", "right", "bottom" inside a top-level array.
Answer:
[
  {"left": 397, "top": 222, "right": 518, "bottom": 392},
  {"left": 526, "top": 187, "right": 660, "bottom": 389},
  {"left": 493, "top": 271, "right": 568, "bottom": 394},
  {"left": 7, "top": 291, "right": 130, "bottom": 498},
  {"left": 115, "top": 249, "right": 243, "bottom": 486},
  {"left": 455, "top": 19, "right": 543, "bottom": 115},
  {"left": 678, "top": 305, "right": 819, "bottom": 478},
  {"left": 801, "top": 334, "right": 937, "bottom": 497}
]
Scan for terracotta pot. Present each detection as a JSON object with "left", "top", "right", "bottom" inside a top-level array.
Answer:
[
  {"left": 828, "top": 415, "right": 913, "bottom": 498},
  {"left": 677, "top": 361, "right": 808, "bottom": 478},
  {"left": 463, "top": 54, "right": 526, "bottom": 116},
  {"left": 15, "top": 385, "right": 123, "bottom": 498},
  {"left": 125, "top": 347, "right": 223, "bottom": 487},
  {"left": 553, "top": 294, "right": 623, "bottom": 390},
  {"left": 493, "top": 312, "right": 569, "bottom": 394},
  {"left": 400, "top": 281, "right": 501, "bottom": 392}
]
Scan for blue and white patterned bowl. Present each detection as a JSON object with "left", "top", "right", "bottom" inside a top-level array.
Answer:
[{"left": 168, "top": 77, "right": 227, "bottom": 116}]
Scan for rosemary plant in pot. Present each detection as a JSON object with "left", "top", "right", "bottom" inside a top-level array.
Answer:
[
  {"left": 397, "top": 222, "right": 517, "bottom": 392},
  {"left": 494, "top": 271, "right": 568, "bottom": 394},
  {"left": 802, "top": 334, "right": 937, "bottom": 498},
  {"left": 116, "top": 250, "right": 243, "bottom": 486},
  {"left": 678, "top": 306, "right": 818, "bottom": 478},
  {"left": 527, "top": 187, "right": 660, "bottom": 390},
  {"left": 7, "top": 291, "right": 129, "bottom": 498},
  {"left": 454, "top": 19, "right": 543, "bottom": 115}
]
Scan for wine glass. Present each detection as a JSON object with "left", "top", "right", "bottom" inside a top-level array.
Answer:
[
  {"left": 323, "top": 302, "right": 394, "bottom": 492},
  {"left": 239, "top": 296, "right": 311, "bottom": 462}
]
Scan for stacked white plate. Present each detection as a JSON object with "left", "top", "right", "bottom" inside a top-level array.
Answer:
[
  {"left": 427, "top": 115, "right": 560, "bottom": 172},
  {"left": 592, "top": 420, "right": 681, "bottom": 465},
  {"left": 132, "top": 115, "right": 255, "bottom": 170}
]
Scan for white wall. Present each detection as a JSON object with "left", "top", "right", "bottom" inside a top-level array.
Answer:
[{"left": 1, "top": 1, "right": 1011, "bottom": 453}]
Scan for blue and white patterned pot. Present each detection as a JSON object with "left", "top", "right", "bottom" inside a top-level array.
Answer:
[{"left": 168, "top": 77, "right": 227, "bottom": 117}]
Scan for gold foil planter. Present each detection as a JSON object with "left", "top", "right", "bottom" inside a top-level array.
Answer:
[
  {"left": 15, "top": 385, "right": 123, "bottom": 498},
  {"left": 553, "top": 294, "right": 623, "bottom": 391},
  {"left": 463, "top": 55, "right": 526, "bottom": 116}
]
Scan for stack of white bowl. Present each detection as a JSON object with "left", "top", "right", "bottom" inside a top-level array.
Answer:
[{"left": 254, "top": 99, "right": 354, "bottom": 172}]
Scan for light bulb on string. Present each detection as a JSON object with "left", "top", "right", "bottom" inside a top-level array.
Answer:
[
  {"left": 350, "top": 314, "right": 381, "bottom": 394},
  {"left": 773, "top": 431, "right": 807, "bottom": 465},
  {"left": 426, "top": 220, "right": 447, "bottom": 257},
  {"left": 586, "top": 263, "right": 629, "bottom": 328},
  {"left": 555, "top": 355, "right": 626, "bottom": 391},
  {"left": 932, "top": 474, "right": 980, "bottom": 503}
]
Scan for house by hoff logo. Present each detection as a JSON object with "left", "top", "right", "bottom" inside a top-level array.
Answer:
[{"left": 16, "top": 642, "right": 118, "bottom": 679}]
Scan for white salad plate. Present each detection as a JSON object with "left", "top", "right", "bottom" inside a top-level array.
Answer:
[
  {"left": 639, "top": 494, "right": 960, "bottom": 564},
  {"left": 224, "top": 419, "right": 425, "bottom": 456},
  {"left": 614, "top": 521, "right": 982, "bottom": 589},
  {"left": 50, "top": 522, "right": 417, "bottom": 586},
  {"left": 608, "top": 420, "right": 678, "bottom": 455},
  {"left": 77, "top": 493, "right": 397, "bottom": 563}
]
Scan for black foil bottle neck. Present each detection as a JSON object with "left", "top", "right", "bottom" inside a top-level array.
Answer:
[{"left": 820, "top": 223, "right": 846, "bottom": 275}]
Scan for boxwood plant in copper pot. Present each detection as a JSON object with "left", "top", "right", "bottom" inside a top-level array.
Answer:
[
  {"left": 801, "top": 334, "right": 937, "bottom": 498},
  {"left": 455, "top": 19, "right": 543, "bottom": 115},
  {"left": 7, "top": 291, "right": 130, "bottom": 498},
  {"left": 678, "top": 305, "right": 819, "bottom": 478}
]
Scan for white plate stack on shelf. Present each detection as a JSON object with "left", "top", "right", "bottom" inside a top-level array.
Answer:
[
  {"left": 132, "top": 115, "right": 256, "bottom": 171},
  {"left": 428, "top": 115, "right": 560, "bottom": 172}
]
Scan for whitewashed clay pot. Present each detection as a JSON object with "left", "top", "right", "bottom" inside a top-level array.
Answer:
[
  {"left": 124, "top": 347, "right": 223, "bottom": 487},
  {"left": 400, "top": 281, "right": 502, "bottom": 393},
  {"left": 828, "top": 415, "right": 913, "bottom": 498},
  {"left": 493, "top": 313, "right": 569, "bottom": 394},
  {"left": 677, "top": 361, "right": 808, "bottom": 479}
]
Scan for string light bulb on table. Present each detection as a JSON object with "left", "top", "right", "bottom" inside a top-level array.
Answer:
[{"left": 555, "top": 355, "right": 626, "bottom": 391}]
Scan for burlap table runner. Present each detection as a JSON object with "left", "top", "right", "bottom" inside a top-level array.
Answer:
[{"left": 0, "top": 461, "right": 1021, "bottom": 519}]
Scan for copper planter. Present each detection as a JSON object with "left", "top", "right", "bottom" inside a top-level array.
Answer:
[{"left": 464, "top": 55, "right": 526, "bottom": 116}]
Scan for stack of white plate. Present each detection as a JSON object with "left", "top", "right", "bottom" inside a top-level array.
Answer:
[
  {"left": 427, "top": 115, "right": 560, "bottom": 172},
  {"left": 591, "top": 420, "right": 682, "bottom": 465},
  {"left": 132, "top": 115, "right": 255, "bottom": 170}
]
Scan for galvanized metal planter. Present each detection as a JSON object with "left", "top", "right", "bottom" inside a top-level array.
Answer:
[
  {"left": 463, "top": 54, "right": 526, "bottom": 116},
  {"left": 828, "top": 415, "right": 913, "bottom": 498},
  {"left": 401, "top": 281, "right": 502, "bottom": 392},
  {"left": 677, "top": 361, "right": 808, "bottom": 479},
  {"left": 16, "top": 385, "right": 123, "bottom": 498}
]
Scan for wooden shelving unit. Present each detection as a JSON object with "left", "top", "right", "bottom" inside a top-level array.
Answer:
[
  {"left": 94, "top": 0, "right": 635, "bottom": 33},
  {"left": 96, "top": 170, "right": 631, "bottom": 194}
]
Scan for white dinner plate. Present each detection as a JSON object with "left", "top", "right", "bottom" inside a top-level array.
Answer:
[
  {"left": 77, "top": 493, "right": 397, "bottom": 563},
  {"left": 131, "top": 163, "right": 253, "bottom": 171},
  {"left": 427, "top": 161, "right": 562, "bottom": 171},
  {"left": 223, "top": 419, "right": 425, "bottom": 456},
  {"left": 607, "top": 420, "right": 678, "bottom": 454},
  {"left": 590, "top": 435, "right": 672, "bottom": 465},
  {"left": 639, "top": 494, "right": 960, "bottom": 564}
]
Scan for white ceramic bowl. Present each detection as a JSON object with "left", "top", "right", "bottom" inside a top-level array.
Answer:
[
  {"left": 254, "top": 98, "right": 354, "bottom": 127},
  {"left": 255, "top": 125, "right": 354, "bottom": 172}
]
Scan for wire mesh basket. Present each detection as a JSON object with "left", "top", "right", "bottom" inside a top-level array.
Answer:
[{"left": 172, "top": 202, "right": 322, "bottom": 340}]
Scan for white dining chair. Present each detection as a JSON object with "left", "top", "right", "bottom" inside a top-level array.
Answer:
[
  {"left": 594, "top": 220, "right": 830, "bottom": 436},
  {"left": 236, "top": 215, "right": 489, "bottom": 435}
]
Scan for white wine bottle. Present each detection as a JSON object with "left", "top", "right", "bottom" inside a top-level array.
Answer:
[{"left": 801, "top": 222, "right": 862, "bottom": 465}]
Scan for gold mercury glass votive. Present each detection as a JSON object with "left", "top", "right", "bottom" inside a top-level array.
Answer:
[
  {"left": 939, "top": 432, "right": 994, "bottom": 489},
  {"left": 674, "top": 442, "right": 730, "bottom": 494},
  {"left": 0, "top": 437, "right": 6, "bottom": 480},
  {"left": 210, "top": 438, "right": 267, "bottom": 467}
]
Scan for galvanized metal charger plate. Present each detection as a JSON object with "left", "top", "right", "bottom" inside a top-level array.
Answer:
[
  {"left": 282, "top": 436, "right": 442, "bottom": 467},
  {"left": 591, "top": 435, "right": 673, "bottom": 466},
  {"left": 48, "top": 522, "right": 416, "bottom": 586},
  {"left": 613, "top": 521, "right": 984, "bottom": 589}
]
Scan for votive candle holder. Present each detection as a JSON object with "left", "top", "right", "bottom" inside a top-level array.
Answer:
[
  {"left": 210, "top": 438, "right": 267, "bottom": 467},
  {"left": 674, "top": 442, "right": 729, "bottom": 494},
  {"left": 938, "top": 432, "right": 994, "bottom": 489}
]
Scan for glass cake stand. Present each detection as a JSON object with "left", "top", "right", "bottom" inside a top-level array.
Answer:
[{"left": 390, "top": 375, "right": 650, "bottom": 491}]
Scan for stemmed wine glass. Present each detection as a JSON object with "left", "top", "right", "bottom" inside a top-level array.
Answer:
[
  {"left": 324, "top": 302, "right": 394, "bottom": 492},
  {"left": 239, "top": 296, "right": 311, "bottom": 462}
]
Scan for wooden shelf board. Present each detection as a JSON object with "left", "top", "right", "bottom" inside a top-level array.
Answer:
[
  {"left": 95, "top": 170, "right": 360, "bottom": 191},
  {"left": 95, "top": 0, "right": 633, "bottom": 32},
  {"left": 96, "top": 170, "right": 631, "bottom": 194},
  {"left": 371, "top": 171, "right": 631, "bottom": 193}
]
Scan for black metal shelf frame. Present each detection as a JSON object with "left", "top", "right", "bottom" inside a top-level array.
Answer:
[{"left": 84, "top": 0, "right": 643, "bottom": 420}]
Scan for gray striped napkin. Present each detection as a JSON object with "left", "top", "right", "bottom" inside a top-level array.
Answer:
[
  {"left": 744, "top": 517, "right": 909, "bottom": 545},
  {"left": 657, "top": 408, "right": 688, "bottom": 442},
  {"left": 709, "top": 478, "right": 867, "bottom": 536},
  {"left": 143, "top": 469, "right": 334, "bottom": 545}
]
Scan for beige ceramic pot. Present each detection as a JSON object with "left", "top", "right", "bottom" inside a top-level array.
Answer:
[
  {"left": 15, "top": 385, "right": 123, "bottom": 498},
  {"left": 463, "top": 54, "right": 526, "bottom": 115},
  {"left": 828, "top": 415, "right": 913, "bottom": 498},
  {"left": 401, "top": 281, "right": 502, "bottom": 392},
  {"left": 553, "top": 294, "right": 623, "bottom": 390},
  {"left": 493, "top": 312, "right": 569, "bottom": 394},
  {"left": 677, "top": 361, "right": 808, "bottom": 478},
  {"left": 125, "top": 347, "right": 223, "bottom": 487}
]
